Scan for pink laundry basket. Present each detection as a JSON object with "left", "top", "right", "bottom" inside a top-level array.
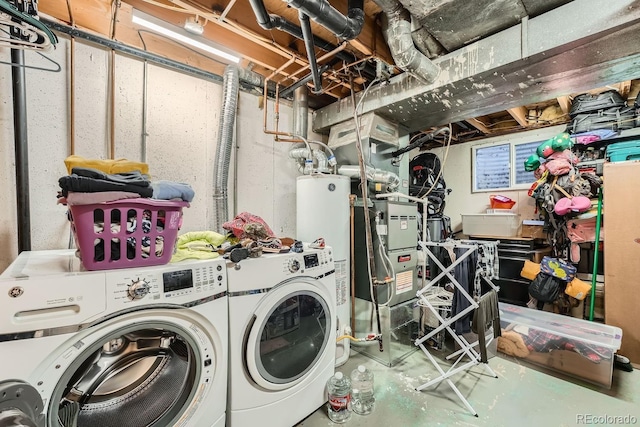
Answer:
[{"left": 67, "top": 198, "right": 189, "bottom": 271}]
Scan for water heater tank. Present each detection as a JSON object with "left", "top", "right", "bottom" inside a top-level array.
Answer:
[{"left": 296, "top": 174, "right": 351, "bottom": 367}]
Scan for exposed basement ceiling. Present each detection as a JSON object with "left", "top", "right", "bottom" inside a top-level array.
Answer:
[{"left": 37, "top": 0, "right": 640, "bottom": 143}]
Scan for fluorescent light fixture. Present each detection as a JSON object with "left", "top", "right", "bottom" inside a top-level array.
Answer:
[{"left": 132, "top": 10, "right": 240, "bottom": 64}]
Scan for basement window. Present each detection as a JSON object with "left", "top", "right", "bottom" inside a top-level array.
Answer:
[{"left": 472, "top": 140, "right": 544, "bottom": 192}]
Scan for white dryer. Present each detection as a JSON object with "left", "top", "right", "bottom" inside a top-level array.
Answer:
[
  {"left": 226, "top": 247, "right": 336, "bottom": 427},
  {"left": 0, "top": 249, "right": 228, "bottom": 427}
]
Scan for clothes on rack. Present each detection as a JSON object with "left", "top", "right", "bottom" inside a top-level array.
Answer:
[
  {"left": 471, "top": 289, "right": 501, "bottom": 363},
  {"left": 415, "top": 240, "right": 501, "bottom": 417},
  {"left": 474, "top": 241, "right": 499, "bottom": 294},
  {"left": 450, "top": 246, "right": 478, "bottom": 334}
]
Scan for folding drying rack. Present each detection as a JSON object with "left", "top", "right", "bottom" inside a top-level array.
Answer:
[{"left": 414, "top": 239, "right": 500, "bottom": 417}]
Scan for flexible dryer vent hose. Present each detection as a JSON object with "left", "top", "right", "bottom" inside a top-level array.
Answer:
[{"left": 213, "top": 65, "right": 240, "bottom": 232}]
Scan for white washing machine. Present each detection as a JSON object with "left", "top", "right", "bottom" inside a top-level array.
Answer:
[
  {"left": 0, "top": 249, "right": 228, "bottom": 427},
  {"left": 226, "top": 247, "right": 336, "bottom": 427}
]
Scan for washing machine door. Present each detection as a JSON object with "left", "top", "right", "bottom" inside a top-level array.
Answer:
[
  {"left": 32, "top": 308, "right": 222, "bottom": 427},
  {"left": 244, "top": 278, "right": 332, "bottom": 391}
]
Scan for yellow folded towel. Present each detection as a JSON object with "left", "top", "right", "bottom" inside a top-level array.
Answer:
[
  {"left": 64, "top": 155, "right": 149, "bottom": 175},
  {"left": 520, "top": 260, "right": 541, "bottom": 280},
  {"left": 564, "top": 277, "right": 592, "bottom": 300}
]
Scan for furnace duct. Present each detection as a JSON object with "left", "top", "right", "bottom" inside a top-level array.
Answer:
[{"left": 373, "top": 0, "right": 440, "bottom": 84}]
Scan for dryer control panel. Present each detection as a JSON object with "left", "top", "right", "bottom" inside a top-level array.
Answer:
[
  {"left": 105, "top": 259, "right": 227, "bottom": 308},
  {"left": 282, "top": 248, "right": 333, "bottom": 275}
]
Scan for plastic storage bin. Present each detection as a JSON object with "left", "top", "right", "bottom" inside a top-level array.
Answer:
[
  {"left": 461, "top": 213, "right": 521, "bottom": 237},
  {"left": 605, "top": 140, "right": 640, "bottom": 162},
  {"left": 68, "top": 198, "right": 189, "bottom": 271},
  {"left": 489, "top": 195, "right": 516, "bottom": 209},
  {"left": 498, "top": 303, "right": 622, "bottom": 388}
]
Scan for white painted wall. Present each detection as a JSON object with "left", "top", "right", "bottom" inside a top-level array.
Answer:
[
  {"left": 0, "top": 36, "right": 321, "bottom": 271},
  {"left": 428, "top": 125, "right": 568, "bottom": 233}
]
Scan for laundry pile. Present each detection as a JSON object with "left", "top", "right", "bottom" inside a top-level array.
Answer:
[
  {"left": 57, "top": 155, "right": 194, "bottom": 269},
  {"left": 498, "top": 324, "right": 613, "bottom": 364},
  {"left": 171, "top": 211, "right": 325, "bottom": 263}
]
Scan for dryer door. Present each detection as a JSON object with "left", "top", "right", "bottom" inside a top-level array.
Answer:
[
  {"left": 0, "top": 380, "right": 44, "bottom": 427},
  {"left": 33, "top": 308, "right": 222, "bottom": 427},
  {"left": 244, "top": 278, "right": 333, "bottom": 391}
]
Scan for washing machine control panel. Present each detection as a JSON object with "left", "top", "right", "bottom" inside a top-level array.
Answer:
[{"left": 105, "top": 260, "right": 226, "bottom": 307}]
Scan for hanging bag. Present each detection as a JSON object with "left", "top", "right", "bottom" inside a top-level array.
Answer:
[
  {"left": 540, "top": 256, "right": 577, "bottom": 282},
  {"left": 528, "top": 272, "right": 562, "bottom": 303}
]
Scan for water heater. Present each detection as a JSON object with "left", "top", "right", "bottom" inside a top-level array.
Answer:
[{"left": 296, "top": 174, "right": 351, "bottom": 367}]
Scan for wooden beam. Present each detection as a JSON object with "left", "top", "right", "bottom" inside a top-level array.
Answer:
[
  {"left": 40, "top": 0, "right": 113, "bottom": 35},
  {"left": 507, "top": 106, "right": 529, "bottom": 127},
  {"left": 263, "top": 0, "right": 392, "bottom": 63},
  {"left": 141, "top": 0, "right": 310, "bottom": 68},
  {"left": 556, "top": 95, "right": 571, "bottom": 115},
  {"left": 466, "top": 118, "right": 491, "bottom": 134},
  {"left": 619, "top": 80, "right": 632, "bottom": 98}
]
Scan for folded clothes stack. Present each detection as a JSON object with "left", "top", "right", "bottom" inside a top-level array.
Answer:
[{"left": 58, "top": 166, "right": 195, "bottom": 205}]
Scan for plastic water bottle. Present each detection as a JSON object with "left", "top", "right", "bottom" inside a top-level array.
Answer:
[
  {"left": 327, "top": 371, "right": 351, "bottom": 423},
  {"left": 350, "top": 365, "right": 375, "bottom": 415}
]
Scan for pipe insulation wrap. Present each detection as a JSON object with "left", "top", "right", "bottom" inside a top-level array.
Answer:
[
  {"left": 338, "top": 165, "right": 400, "bottom": 189},
  {"left": 313, "top": 149, "right": 330, "bottom": 173},
  {"left": 374, "top": 0, "right": 440, "bottom": 85},
  {"left": 213, "top": 65, "right": 240, "bottom": 232},
  {"left": 289, "top": 147, "right": 311, "bottom": 160}
]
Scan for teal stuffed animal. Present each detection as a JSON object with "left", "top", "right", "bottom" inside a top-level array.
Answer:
[{"left": 536, "top": 132, "right": 572, "bottom": 158}]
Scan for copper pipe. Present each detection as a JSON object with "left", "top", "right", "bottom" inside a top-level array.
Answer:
[
  {"left": 287, "top": 42, "right": 347, "bottom": 81},
  {"left": 262, "top": 56, "right": 301, "bottom": 140},
  {"left": 333, "top": 55, "right": 375, "bottom": 76}
]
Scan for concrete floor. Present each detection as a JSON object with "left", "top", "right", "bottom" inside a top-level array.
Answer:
[{"left": 296, "top": 346, "right": 640, "bottom": 427}]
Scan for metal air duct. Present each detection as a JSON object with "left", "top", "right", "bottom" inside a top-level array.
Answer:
[
  {"left": 292, "top": 86, "right": 309, "bottom": 139},
  {"left": 213, "top": 65, "right": 239, "bottom": 232},
  {"left": 374, "top": 0, "right": 440, "bottom": 85}
]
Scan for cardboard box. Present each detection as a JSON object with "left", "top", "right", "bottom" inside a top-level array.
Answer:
[
  {"left": 604, "top": 161, "right": 640, "bottom": 364},
  {"left": 521, "top": 220, "right": 546, "bottom": 239}
]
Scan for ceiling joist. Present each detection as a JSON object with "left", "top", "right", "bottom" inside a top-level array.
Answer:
[{"left": 506, "top": 106, "right": 529, "bottom": 128}]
